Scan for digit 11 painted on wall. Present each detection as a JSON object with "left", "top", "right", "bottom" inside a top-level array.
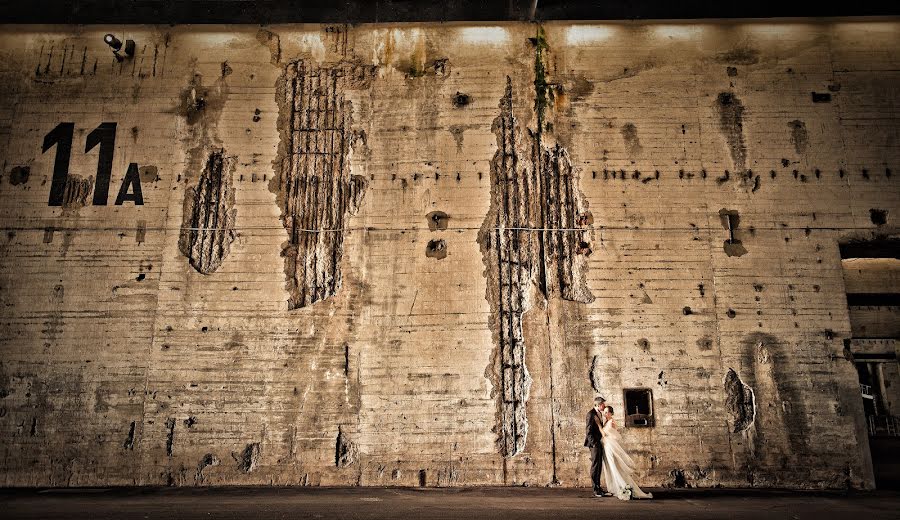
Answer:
[{"left": 42, "top": 122, "right": 144, "bottom": 206}]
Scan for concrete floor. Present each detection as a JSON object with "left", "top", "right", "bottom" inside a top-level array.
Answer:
[{"left": 3, "top": 487, "right": 900, "bottom": 519}]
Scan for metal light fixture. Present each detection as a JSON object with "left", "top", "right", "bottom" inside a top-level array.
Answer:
[{"left": 104, "top": 33, "right": 135, "bottom": 61}]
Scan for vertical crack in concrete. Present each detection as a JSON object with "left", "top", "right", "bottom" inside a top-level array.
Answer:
[
  {"left": 179, "top": 149, "right": 237, "bottom": 274},
  {"left": 725, "top": 368, "right": 756, "bottom": 433},
  {"left": 479, "top": 75, "right": 594, "bottom": 458},
  {"left": 273, "top": 59, "right": 371, "bottom": 309}
]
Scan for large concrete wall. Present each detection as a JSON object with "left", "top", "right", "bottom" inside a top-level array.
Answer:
[{"left": 0, "top": 20, "right": 897, "bottom": 488}]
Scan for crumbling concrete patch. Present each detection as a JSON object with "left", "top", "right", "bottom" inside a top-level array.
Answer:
[
  {"left": 716, "top": 92, "right": 747, "bottom": 173},
  {"left": 256, "top": 29, "right": 281, "bottom": 64},
  {"left": 724, "top": 368, "right": 756, "bottom": 433},
  {"left": 178, "top": 149, "right": 237, "bottom": 275},
  {"left": 195, "top": 453, "right": 219, "bottom": 483},
  {"left": 335, "top": 426, "right": 357, "bottom": 468},
  {"left": 59, "top": 175, "right": 93, "bottom": 210},
  {"left": 669, "top": 468, "right": 688, "bottom": 488},
  {"left": 236, "top": 442, "right": 260, "bottom": 473},
  {"left": 272, "top": 59, "right": 373, "bottom": 309}
]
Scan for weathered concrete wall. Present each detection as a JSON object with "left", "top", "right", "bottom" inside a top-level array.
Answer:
[{"left": 0, "top": 20, "right": 898, "bottom": 488}]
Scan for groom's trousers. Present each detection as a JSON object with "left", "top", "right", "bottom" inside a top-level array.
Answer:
[{"left": 589, "top": 443, "right": 604, "bottom": 491}]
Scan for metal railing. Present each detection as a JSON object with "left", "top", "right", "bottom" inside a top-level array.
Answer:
[
  {"left": 867, "top": 415, "right": 900, "bottom": 437},
  {"left": 860, "top": 383, "right": 873, "bottom": 398}
]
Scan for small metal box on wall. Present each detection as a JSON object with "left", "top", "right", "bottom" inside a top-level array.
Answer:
[{"left": 623, "top": 388, "right": 654, "bottom": 427}]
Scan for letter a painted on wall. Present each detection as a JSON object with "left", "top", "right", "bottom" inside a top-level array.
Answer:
[{"left": 115, "top": 163, "right": 144, "bottom": 205}]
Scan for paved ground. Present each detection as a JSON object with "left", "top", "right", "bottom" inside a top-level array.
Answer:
[{"left": 3, "top": 487, "right": 900, "bottom": 519}]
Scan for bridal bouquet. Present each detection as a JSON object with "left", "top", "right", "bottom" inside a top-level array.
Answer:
[{"left": 617, "top": 485, "right": 634, "bottom": 501}]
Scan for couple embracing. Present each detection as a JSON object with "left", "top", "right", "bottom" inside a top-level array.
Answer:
[{"left": 584, "top": 396, "right": 653, "bottom": 500}]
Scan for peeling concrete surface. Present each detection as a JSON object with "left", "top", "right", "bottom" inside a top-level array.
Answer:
[
  {"left": 179, "top": 149, "right": 237, "bottom": 274},
  {"left": 273, "top": 59, "right": 371, "bottom": 309},
  {"left": 479, "top": 74, "right": 593, "bottom": 458},
  {"left": 724, "top": 369, "right": 756, "bottom": 433}
]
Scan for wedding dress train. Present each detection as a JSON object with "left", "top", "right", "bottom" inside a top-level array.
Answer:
[{"left": 600, "top": 420, "right": 653, "bottom": 500}]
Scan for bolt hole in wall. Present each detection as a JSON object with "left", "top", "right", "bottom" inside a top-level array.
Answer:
[{"left": 839, "top": 241, "right": 900, "bottom": 488}]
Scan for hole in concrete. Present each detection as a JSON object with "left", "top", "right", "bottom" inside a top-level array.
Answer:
[
  {"left": 623, "top": 388, "right": 654, "bottom": 427},
  {"left": 426, "top": 211, "right": 449, "bottom": 231},
  {"left": 670, "top": 469, "right": 687, "bottom": 488},
  {"left": 426, "top": 239, "right": 447, "bottom": 259},
  {"left": 870, "top": 209, "right": 888, "bottom": 226},
  {"left": 452, "top": 92, "right": 471, "bottom": 108}
]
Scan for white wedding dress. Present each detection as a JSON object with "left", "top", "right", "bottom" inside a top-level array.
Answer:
[{"left": 600, "top": 419, "right": 653, "bottom": 500}]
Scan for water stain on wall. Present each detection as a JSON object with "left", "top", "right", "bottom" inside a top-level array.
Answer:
[
  {"left": 788, "top": 120, "right": 808, "bottom": 155},
  {"left": 621, "top": 123, "right": 643, "bottom": 157},
  {"left": 716, "top": 92, "right": 747, "bottom": 173}
]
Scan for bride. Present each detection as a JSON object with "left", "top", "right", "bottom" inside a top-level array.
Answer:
[{"left": 595, "top": 406, "right": 653, "bottom": 500}]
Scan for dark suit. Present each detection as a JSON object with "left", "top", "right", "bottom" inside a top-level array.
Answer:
[{"left": 584, "top": 409, "right": 604, "bottom": 493}]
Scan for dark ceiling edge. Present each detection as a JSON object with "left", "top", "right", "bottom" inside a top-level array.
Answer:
[
  {"left": 0, "top": 0, "right": 898, "bottom": 25},
  {"left": 3, "top": 16, "right": 900, "bottom": 28}
]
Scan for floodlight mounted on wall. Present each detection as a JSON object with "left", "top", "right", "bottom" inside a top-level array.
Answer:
[{"left": 104, "top": 33, "right": 135, "bottom": 61}]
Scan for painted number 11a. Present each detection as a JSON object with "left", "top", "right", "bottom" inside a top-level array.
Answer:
[{"left": 42, "top": 122, "right": 144, "bottom": 206}]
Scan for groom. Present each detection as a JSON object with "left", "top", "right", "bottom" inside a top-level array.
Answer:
[{"left": 585, "top": 396, "right": 608, "bottom": 497}]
